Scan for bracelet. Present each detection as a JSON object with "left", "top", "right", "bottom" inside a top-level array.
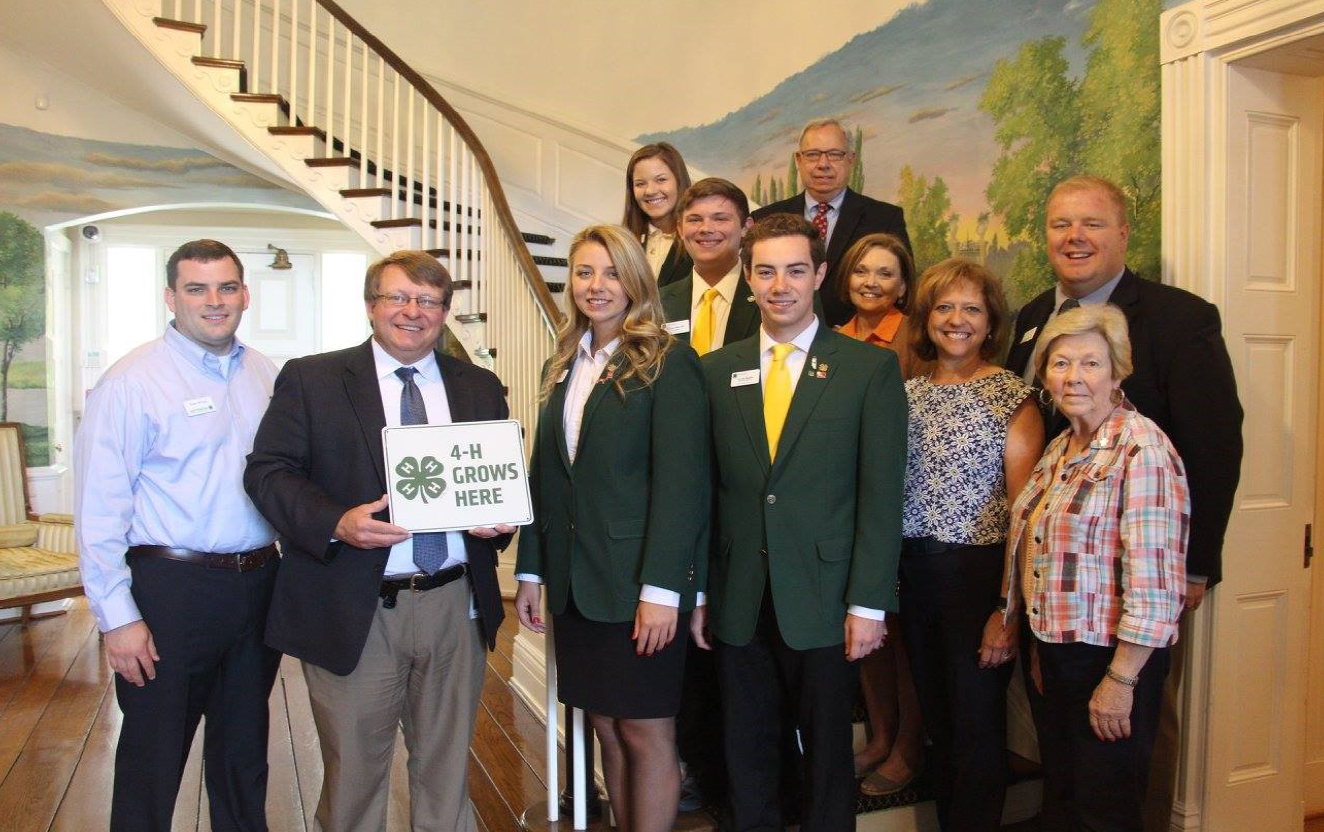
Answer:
[{"left": 1105, "top": 666, "right": 1139, "bottom": 687}]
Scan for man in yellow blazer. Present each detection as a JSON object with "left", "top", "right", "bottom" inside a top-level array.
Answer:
[{"left": 694, "top": 213, "right": 906, "bottom": 832}]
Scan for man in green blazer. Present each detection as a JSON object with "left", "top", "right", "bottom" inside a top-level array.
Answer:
[
  {"left": 694, "top": 213, "right": 907, "bottom": 832},
  {"left": 659, "top": 178, "right": 761, "bottom": 356}
]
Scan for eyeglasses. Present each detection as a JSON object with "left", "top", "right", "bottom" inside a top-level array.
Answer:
[
  {"left": 798, "top": 149, "right": 850, "bottom": 163},
  {"left": 373, "top": 293, "right": 446, "bottom": 310}
]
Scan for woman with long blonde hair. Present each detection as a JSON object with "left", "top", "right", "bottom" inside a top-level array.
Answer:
[{"left": 515, "top": 225, "right": 710, "bottom": 832}]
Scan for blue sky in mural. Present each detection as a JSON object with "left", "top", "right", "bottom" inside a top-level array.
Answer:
[
  {"left": 0, "top": 122, "right": 321, "bottom": 227},
  {"left": 641, "top": 0, "right": 1162, "bottom": 239}
]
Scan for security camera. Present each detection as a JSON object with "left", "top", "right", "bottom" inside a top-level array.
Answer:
[{"left": 81, "top": 225, "right": 101, "bottom": 241}]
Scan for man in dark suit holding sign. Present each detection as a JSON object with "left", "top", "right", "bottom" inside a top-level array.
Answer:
[
  {"left": 245, "top": 250, "right": 511, "bottom": 832},
  {"left": 751, "top": 118, "right": 911, "bottom": 328},
  {"left": 696, "top": 214, "right": 907, "bottom": 832}
]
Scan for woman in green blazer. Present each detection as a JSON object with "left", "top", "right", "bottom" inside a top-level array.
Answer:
[
  {"left": 514, "top": 224, "right": 710, "bottom": 832},
  {"left": 622, "top": 142, "right": 694, "bottom": 288}
]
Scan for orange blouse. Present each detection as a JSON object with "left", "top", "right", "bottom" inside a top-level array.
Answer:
[{"left": 838, "top": 309, "right": 925, "bottom": 380}]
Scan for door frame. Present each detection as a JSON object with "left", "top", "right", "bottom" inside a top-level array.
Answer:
[{"left": 1161, "top": 1, "right": 1324, "bottom": 829}]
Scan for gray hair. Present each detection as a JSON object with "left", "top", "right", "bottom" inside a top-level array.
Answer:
[
  {"left": 1032, "top": 303, "right": 1134, "bottom": 385},
  {"left": 798, "top": 118, "right": 851, "bottom": 148}
]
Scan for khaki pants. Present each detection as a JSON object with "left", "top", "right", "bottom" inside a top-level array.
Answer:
[{"left": 303, "top": 579, "right": 486, "bottom": 832}]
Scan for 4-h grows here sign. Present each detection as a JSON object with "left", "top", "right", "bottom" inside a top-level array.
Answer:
[{"left": 382, "top": 420, "right": 532, "bottom": 533}]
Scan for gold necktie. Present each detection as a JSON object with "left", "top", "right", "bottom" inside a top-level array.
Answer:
[
  {"left": 691, "top": 287, "right": 721, "bottom": 356},
  {"left": 764, "top": 343, "right": 795, "bottom": 461}
]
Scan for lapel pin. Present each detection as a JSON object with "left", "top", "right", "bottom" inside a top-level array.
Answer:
[{"left": 598, "top": 365, "right": 616, "bottom": 385}]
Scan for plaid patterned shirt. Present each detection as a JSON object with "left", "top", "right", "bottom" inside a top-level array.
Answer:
[{"left": 1002, "top": 403, "right": 1189, "bottom": 648}]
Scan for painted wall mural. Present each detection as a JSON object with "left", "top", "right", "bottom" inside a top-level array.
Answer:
[
  {"left": 0, "top": 122, "right": 320, "bottom": 465},
  {"left": 640, "top": 0, "right": 1166, "bottom": 308}
]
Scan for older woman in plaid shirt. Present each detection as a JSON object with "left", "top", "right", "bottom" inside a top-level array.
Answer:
[{"left": 1002, "top": 304, "right": 1188, "bottom": 832}]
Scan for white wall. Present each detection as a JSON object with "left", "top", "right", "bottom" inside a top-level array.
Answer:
[{"left": 0, "top": 39, "right": 195, "bottom": 148}]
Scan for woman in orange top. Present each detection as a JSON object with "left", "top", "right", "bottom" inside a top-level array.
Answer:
[{"left": 836, "top": 232, "right": 926, "bottom": 795}]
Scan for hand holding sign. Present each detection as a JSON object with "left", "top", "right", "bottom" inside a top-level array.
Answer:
[{"left": 383, "top": 420, "right": 532, "bottom": 532}]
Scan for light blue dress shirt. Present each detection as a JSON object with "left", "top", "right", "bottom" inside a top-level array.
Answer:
[{"left": 73, "top": 324, "right": 278, "bottom": 633}]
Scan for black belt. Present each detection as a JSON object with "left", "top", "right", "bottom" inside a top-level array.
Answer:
[
  {"left": 379, "top": 563, "right": 467, "bottom": 609},
  {"left": 127, "top": 544, "right": 276, "bottom": 572},
  {"left": 901, "top": 536, "right": 1002, "bottom": 556}
]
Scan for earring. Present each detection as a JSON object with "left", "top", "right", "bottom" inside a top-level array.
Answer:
[
  {"left": 1037, "top": 387, "right": 1054, "bottom": 407},
  {"left": 1111, "top": 388, "right": 1124, "bottom": 405}
]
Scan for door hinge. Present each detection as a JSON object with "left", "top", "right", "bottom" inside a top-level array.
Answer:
[{"left": 1306, "top": 523, "right": 1314, "bottom": 568}]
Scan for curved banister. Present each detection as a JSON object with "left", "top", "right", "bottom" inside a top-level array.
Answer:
[{"left": 311, "top": 0, "right": 561, "bottom": 328}]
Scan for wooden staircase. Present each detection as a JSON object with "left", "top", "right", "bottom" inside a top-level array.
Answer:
[{"left": 101, "top": 0, "right": 565, "bottom": 436}]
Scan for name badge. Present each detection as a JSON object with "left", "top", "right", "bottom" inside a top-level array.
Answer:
[
  {"left": 730, "top": 369, "right": 760, "bottom": 387},
  {"left": 555, "top": 369, "right": 568, "bottom": 384},
  {"left": 183, "top": 396, "right": 216, "bottom": 417},
  {"left": 1019, "top": 326, "right": 1038, "bottom": 344},
  {"left": 664, "top": 319, "right": 691, "bottom": 335}
]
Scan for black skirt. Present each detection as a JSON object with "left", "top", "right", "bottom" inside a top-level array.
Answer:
[{"left": 552, "top": 593, "right": 689, "bottom": 719}]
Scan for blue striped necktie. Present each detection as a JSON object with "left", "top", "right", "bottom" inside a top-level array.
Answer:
[{"left": 395, "top": 367, "right": 448, "bottom": 574}]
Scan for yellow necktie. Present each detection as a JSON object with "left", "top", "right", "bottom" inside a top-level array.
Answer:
[
  {"left": 691, "top": 287, "right": 720, "bottom": 356},
  {"left": 764, "top": 343, "right": 795, "bottom": 461}
]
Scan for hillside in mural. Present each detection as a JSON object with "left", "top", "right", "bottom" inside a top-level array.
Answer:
[{"left": 640, "top": 0, "right": 1165, "bottom": 306}]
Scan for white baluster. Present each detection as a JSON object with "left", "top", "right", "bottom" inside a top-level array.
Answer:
[
  {"left": 324, "top": 17, "right": 335, "bottom": 161},
  {"left": 270, "top": 0, "right": 279, "bottom": 95},
  {"left": 421, "top": 105, "right": 430, "bottom": 251},
  {"left": 359, "top": 40, "right": 369, "bottom": 189},
  {"left": 250, "top": 0, "right": 259, "bottom": 85},
  {"left": 374, "top": 56, "right": 384, "bottom": 190},
  {"left": 406, "top": 86, "right": 416, "bottom": 229},
  {"left": 448, "top": 124, "right": 458, "bottom": 277},
  {"left": 341, "top": 26, "right": 352, "bottom": 174},
  {"left": 390, "top": 71, "right": 400, "bottom": 220},
  {"left": 307, "top": 0, "right": 316, "bottom": 137},
  {"left": 434, "top": 108, "right": 444, "bottom": 256},
  {"left": 572, "top": 707, "right": 586, "bottom": 829},
  {"left": 545, "top": 613, "right": 559, "bottom": 823},
  {"left": 288, "top": 0, "right": 298, "bottom": 124}
]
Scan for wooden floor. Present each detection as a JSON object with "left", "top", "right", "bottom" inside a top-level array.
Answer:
[{"left": 0, "top": 599, "right": 560, "bottom": 832}]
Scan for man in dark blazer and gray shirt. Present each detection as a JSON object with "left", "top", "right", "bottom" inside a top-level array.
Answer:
[
  {"left": 245, "top": 250, "right": 511, "bottom": 832},
  {"left": 751, "top": 118, "right": 910, "bottom": 328},
  {"left": 1004, "top": 175, "right": 1242, "bottom": 832}
]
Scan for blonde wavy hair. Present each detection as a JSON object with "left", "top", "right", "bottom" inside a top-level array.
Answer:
[{"left": 538, "top": 225, "right": 673, "bottom": 402}]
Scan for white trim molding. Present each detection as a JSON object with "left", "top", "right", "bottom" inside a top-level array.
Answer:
[{"left": 1160, "top": 2, "right": 1324, "bottom": 829}]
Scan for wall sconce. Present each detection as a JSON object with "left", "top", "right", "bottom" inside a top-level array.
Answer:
[{"left": 267, "top": 244, "right": 293, "bottom": 270}]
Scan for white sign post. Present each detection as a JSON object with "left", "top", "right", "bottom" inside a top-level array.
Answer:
[{"left": 382, "top": 420, "right": 532, "bottom": 532}]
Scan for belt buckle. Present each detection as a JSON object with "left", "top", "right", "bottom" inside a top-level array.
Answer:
[{"left": 409, "top": 573, "right": 424, "bottom": 592}]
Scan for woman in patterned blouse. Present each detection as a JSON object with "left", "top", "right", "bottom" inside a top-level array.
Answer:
[
  {"left": 1005, "top": 304, "right": 1188, "bottom": 832},
  {"left": 898, "top": 259, "right": 1044, "bottom": 831}
]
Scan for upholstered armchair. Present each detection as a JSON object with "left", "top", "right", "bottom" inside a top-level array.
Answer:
[{"left": 0, "top": 423, "right": 82, "bottom": 623}]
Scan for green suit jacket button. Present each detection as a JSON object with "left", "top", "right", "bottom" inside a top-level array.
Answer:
[{"left": 766, "top": 494, "right": 777, "bottom": 505}]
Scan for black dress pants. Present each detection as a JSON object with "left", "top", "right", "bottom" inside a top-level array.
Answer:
[
  {"left": 677, "top": 639, "right": 728, "bottom": 805},
  {"left": 717, "top": 592, "right": 859, "bottom": 832},
  {"left": 899, "top": 540, "right": 1012, "bottom": 832},
  {"left": 110, "top": 554, "right": 280, "bottom": 832},
  {"left": 1029, "top": 636, "right": 1169, "bottom": 832}
]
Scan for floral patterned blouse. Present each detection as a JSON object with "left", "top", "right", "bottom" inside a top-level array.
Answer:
[{"left": 901, "top": 370, "right": 1032, "bottom": 545}]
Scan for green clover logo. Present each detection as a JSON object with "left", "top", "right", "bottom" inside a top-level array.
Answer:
[{"left": 395, "top": 455, "right": 447, "bottom": 503}]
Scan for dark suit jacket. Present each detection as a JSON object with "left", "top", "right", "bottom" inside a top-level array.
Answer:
[
  {"left": 516, "top": 343, "right": 710, "bottom": 621},
  {"left": 1005, "top": 269, "right": 1243, "bottom": 585},
  {"left": 245, "top": 339, "right": 509, "bottom": 675},
  {"left": 658, "top": 273, "right": 761, "bottom": 349},
  {"left": 751, "top": 188, "right": 911, "bottom": 328},
  {"left": 702, "top": 326, "right": 907, "bottom": 650},
  {"left": 656, "top": 239, "right": 693, "bottom": 289}
]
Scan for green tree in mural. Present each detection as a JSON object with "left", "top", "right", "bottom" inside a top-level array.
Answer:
[
  {"left": 1077, "top": 0, "right": 1162, "bottom": 282},
  {"left": 980, "top": 36, "right": 1082, "bottom": 301},
  {"left": 752, "top": 173, "right": 765, "bottom": 205},
  {"left": 979, "top": 0, "right": 1162, "bottom": 302},
  {"left": 0, "top": 212, "right": 44, "bottom": 423},
  {"left": 849, "top": 127, "right": 865, "bottom": 193},
  {"left": 896, "top": 166, "right": 954, "bottom": 274},
  {"left": 786, "top": 154, "right": 798, "bottom": 197}
]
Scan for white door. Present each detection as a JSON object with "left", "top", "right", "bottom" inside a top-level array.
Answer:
[
  {"left": 1208, "top": 63, "right": 1322, "bottom": 829},
  {"left": 233, "top": 251, "right": 317, "bottom": 367}
]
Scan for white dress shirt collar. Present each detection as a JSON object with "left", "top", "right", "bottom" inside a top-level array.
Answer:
[{"left": 371, "top": 338, "right": 440, "bottom": 383}]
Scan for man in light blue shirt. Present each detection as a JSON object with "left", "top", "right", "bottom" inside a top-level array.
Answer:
[{"left": 74, "top": 239, "right": 280, "bottom": 832}]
